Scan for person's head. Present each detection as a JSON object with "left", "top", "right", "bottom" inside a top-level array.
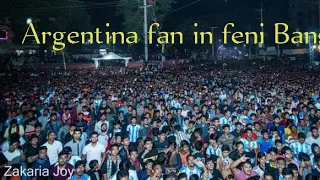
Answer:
[
  {"left": 257, "top": 152, "right": 266, "bottom": 166},
  {"left": 131, "top": 117, "right": 137, "bottom": 125},
  {"left": 47, "top": 131, "right": 56, "bottom": 141},
  {"left": 311, "top": 127, "right": 319, "bottom": 138},
  {"left": 29, "top": 134, "right": 39, "bottom": 146},
  {"left": 194, "top": 140, "right": 203, "bottom": 151},
  {"left": 164, "top": 172, "right": 178, "bottom": 180},
  {"left": 275, "top": 140, "right": 283, "bottom": 151},
  {"left": 268, "top": 147, "right": 277, "bottom": 162},
  {"left": 236, "top": 141, "right": 244, "bottom": 154},
  {"left": 263, "top": 172, "right": 274, "bottom": 180},
  {"left": 241, "top": 160, "right": 253, "bottom": 175},
  {"left": 152, "top": 163, "right": 163, "bottom": 178},
  {"left": 209, "top": 133, "right": 218, "bottom": 146},
  {"left": 298, "top": 119, "right": 306, "bottom": 127},
  {"left": 101, "top": 123, "right": 108, "bottom": 132},
  {"left": 129, "top": 148, "right": 138, "bottom": 161},
  {"left": 205, "top": 158, "right": 215, "bottom": 171},
  {"left": 221, "top": 145, "right": 230, "bottom": 158},
  {"left": 58, "top": 151, "right": 68, "bottom": 166},
  {"left": 9, "top": 139, "right": 19, "bottom": 152},
  {"left": 117, "top": 170, "right": 129, "bottom": 180},
  {"left": 187, "top": 155, "right": 195, "bottom": 167},
  {"left": 74, "top": 161, "right": 86, "bottom": 176},
  {"left": 189, "top": 174, "right": 200, "bottom": 180},
  {"left": 180, "top": 140, "right": 190, "bottom": 153},
  {"left": 246, "top": 128, "right": 253, "bottom": 139},
  {"left": 144, "top": 137, "right": 153, "bottom": 151},
  {"left": 282, "top": 146, "right": 293, "bottom": 161},
  {"left": 10, "top": 119, "right": 18, "bottom": 128},
  {"left": 223, "top": 124, "right": 230, "bottom": 135},
  {"left": 145, "top": 159, "right": 154, "bottom": 171},
  {"left": 261, "top": 129, "right": 269, "bottom": 140},
  {"left": 287, "top": 163, "right": 299, "bottom": 180},
  {"left": 277, "top": 157, "right": 286, "bottom": 173},
  {"left": 158, "top": 130, "right": 166, "bottom": 142},
  {"left": 299, "top": 152, "right": 311, "bottom": 167},
  {"left": 193, "top": 128, "right": 202, "bottom": 138},
  {"left": 73, "top": 128, "right": 82, "bottom": 140},
  {"left": 298, "top": 132, "right": 306, "bottom": 144},
  {"left": 122, "top": 134, "right": 130, "bottom": 146},
  {"left": 178, "top": 173, "right": 187, "bottom": 180},
  {"left": 282, "top": 168, "right": 294, "bottom": 180},
  {"left": 90, "top": 132, "right": 99, "bottom": 143},
  {"left": 89, "top": 160, "right": 99, "bottom": 170},
  {"left": 110, "top": 144, "right": 119, "bottom": 156},
  {"left": 38, "top": 146, "right": 47, "bottom": 159}
]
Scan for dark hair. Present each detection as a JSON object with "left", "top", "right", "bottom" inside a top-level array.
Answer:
[
  {"left": 110, "top": 144, "right": 119, "bottom": 150},
  {"left": 221, "top": 145, "right": 230, "bottom": 152},
  {"left": 156, "top": 152, "right": 167, "bottom": 165},
  {"left": 298, "top": 152, "right": 310, "bottom": 162},
  {"left": 178, "top": 173, "right": 187, "bottom": 180},
  {"left": 189, "top": 174, "right": 200, "bottom": 180},
  {"left": 89, "top": 160, "right": 99, "bottom": 169},
  {"left": 287, "top": 163, "right": 298, "bottom": 171},
  {"left": 38, "top": 146, "right": 47, "bottom": 152},
  {"left": 298, "top": 132, "right": 306, "bottom": 139},
  {"left": 117, "top": 170, "right": 129, "bottom": 180},
  {"left": 90, "top": 131, "right": 99, "bottom": 137},
  {"left": 63, "top": 146, "right": 72, "bottom": 153},
  {"left": 74, "top": 128, "right": 82, "bottom": 134},
  {"left": 282, "top": 168, "right": 293, "bottom": 176},
  {"left": 194, "top": 140, "right": 203, "bottom": 151},
  {"left": 144, "top": 137, "right": 153, "bottom": 144},
  {"left": 261, "top": 129, "right": 268, "bottom": 135},
  {"left": 129, "top": 148, "right": 138, "bottom": 154},
  {"left": 74, "top": 160, "right": 85, "bottom": 169}
]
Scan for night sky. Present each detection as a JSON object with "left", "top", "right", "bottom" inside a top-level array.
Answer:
[{"left": 85, "top": 0, "right": 289, "bottom": 35}]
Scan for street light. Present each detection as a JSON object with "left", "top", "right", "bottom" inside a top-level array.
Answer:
[
  {"left": 27, "top": 18, "right": 32, "bottom": 24},
  {"left": 209, "top": 27, "right": 218, "bottom": 60}
]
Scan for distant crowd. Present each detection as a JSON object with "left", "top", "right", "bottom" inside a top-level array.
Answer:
[{"left": 0, "top": 60, "right": 319, "bottom": 180}]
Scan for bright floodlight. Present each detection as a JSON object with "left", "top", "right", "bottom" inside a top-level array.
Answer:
[
  {"left": 313, "top": 45, "right": 317, "bottom": 49},
  {"left": 243, "top": 44, "right": 246, "bottom": 47},
  {"left": 234, "top": 47, "right": 237, "bottom": 50},
  {"left": 27, "top": 18, "right": 32, "bottom": 24}
]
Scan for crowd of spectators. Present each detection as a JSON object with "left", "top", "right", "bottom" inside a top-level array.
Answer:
[{"left": 0, "top": 60, "right": 319, "bottom": 180}]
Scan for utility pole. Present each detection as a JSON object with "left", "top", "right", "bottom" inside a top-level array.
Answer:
[
  {"left": 256, "top": 1, "right": 266, "bottom": 60},
  {"left": 210, "top": 27, "right": 218, "bottom": 60}
]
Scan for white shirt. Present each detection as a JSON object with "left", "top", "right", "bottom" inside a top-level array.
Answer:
[
  {"left": 181, "top": 110, "right": 189, "bottom": 117},
  {"left": 315, "top": 102, "right": 320, "bottom": 110},
  {"left": 98, "top": 133, "right": 109, "bottom": 147},
  {"left": 82, "top": 142, "right": 106, "bottom": 168},
  {"left": 3, "top": 149, "right": 21, "bottom": 161},
  {"left": 42, "top": 140, "right": 63, "bottom": 165},
  {"left": 305, "top": 136, "right": 320, "bottom": 146},
  {"left": 95, "top": 121, "right": 110, "bottom": 134}
]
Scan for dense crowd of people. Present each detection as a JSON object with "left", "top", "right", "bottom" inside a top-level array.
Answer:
[{"left": 0, "top": 60, "right": 319, "bottom": 180}]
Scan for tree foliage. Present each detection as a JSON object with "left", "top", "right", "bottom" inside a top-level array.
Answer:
[
  {"left": 2, "top": 0, "right": 91, "bottom": 44},
  {"left": 116, "top": 0, "right": 175, "bottom": 36}
]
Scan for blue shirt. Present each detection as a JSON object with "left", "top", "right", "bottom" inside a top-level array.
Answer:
[{"left": 258, "top": 138, "right": 274, "bottom": 153}]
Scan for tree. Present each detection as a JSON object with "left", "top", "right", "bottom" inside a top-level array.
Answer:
[
  {"left": 2, "top": 0, "right": 91, "bottom": 46},
  {"left": 116, "top": 0, "right": 175, "bottom": 56}
]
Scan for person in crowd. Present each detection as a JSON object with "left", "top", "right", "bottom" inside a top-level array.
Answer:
[
  {"left": 82, "top": 132, "right": 106, "bottom": 170},
  {"left": 102, "top": 144, "right": 121, "bottom": 180},
  {"left": 42, "top": 130, "right": 63, "bottom": 166},
  {"left": 50, "top": 151, "right": 74, "bottom": 180},
  {"left": 64, "top": 128, "right": 85, "bottom": 157}
]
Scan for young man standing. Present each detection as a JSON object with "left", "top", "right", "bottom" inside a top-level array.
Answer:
[
  {"left": 82, "top": 132, "right": 106, "bottom": 170},
  {"left": 42, "top": 131, "right": 63, "bottom": 166}
]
